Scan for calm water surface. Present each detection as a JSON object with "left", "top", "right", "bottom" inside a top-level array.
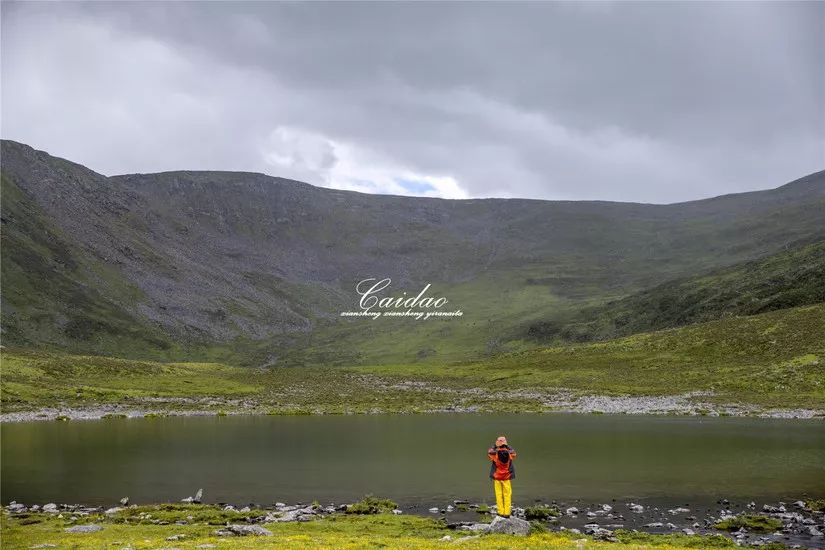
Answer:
[{"left": 2, "top": 414, "right": 824, "bottom": 506}]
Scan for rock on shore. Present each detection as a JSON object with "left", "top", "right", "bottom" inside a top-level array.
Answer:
[{"left": 459, "top": 515, "right": 531, "bottom": 536}]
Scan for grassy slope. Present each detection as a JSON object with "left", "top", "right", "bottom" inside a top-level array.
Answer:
[
  {"left": 3, "top": 303, "right": 824, "bottom": 413},
  {"left": 1, "top": 505, "right": 736, "bottom": 550},
  {"left": 365, "top": 303, "right": 825, "bottom": 410},
  {"left": 522, "top": 241, "right": 825, "bottom": 344},
  {"left": 274, "top": 272, "right": 576, "bottom": 367},
  {"left": 253, "top": 239, "right": 825, "bottom": 369},
  {"left": 0, "top": 350, "right": 257, "bottom": 411},
  {"left": 0, "top": 174, "right": 183, "bottom": 359}
]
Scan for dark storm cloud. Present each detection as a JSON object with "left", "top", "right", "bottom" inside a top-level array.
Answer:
[{"left": 2, "top": 1, "right": 823, "bottom": 202}]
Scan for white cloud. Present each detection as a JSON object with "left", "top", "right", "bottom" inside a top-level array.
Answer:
[
  {"left": 2, "top": 2, "right": 821, "bottom": 203},
  {"left": 261, "top": 126, "right": 468, "bottom": 199}
]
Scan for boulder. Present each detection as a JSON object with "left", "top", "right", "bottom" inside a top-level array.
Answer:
[
  {"left": 265, "top": 506, "right": 315, "bottom": 523},
  {"left": 217, "top": 524, "right": 273, "bottom": 536},
  {"left": 806, "top": 526, "right": 823, "bottom": 537},
  {"left": 181, "top": 488, "right": 203, "bottom": 504},
  {"left": 460, "top": 522, "right": 492, "bottom": 533},
  {"left": 590, "top": 528, "right": 617, "bottom": 541},
  {"left": 776, "top": 512, "right": 803, "bottom": 522},
  {"left": 487, "top": 515, "right": 531, "bottom": 536}
]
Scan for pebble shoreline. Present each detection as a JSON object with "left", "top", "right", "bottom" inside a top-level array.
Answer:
[{"left": 2, "top": 396, "right": 823, "bottom": 423}]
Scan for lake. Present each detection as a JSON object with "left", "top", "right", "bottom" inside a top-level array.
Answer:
[{"left": 2, "top": 414, "right": 824, "bottom": 508}]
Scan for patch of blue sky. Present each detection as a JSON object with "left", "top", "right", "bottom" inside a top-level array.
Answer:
[{"left": 396, "top": 178, "right": 436, "bottom": 194}]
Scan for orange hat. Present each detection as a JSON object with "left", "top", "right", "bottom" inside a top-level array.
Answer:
[{"left": 495, "top": 436, "right": 508, "bottom": 446}]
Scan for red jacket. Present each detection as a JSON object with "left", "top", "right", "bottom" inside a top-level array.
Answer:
[{"left": 488, "top": 445, "right": 517, "bottom": 480}]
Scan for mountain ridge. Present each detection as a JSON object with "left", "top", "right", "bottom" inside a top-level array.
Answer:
[
  {"left": 7, "top": 138, "right": 824, "bottom": 205},
  {"left": 2, "top": 139, "right": 824, "bottom": 365}
]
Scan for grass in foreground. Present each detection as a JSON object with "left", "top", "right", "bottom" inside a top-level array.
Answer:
[
  {"left": 2, "top": 303, "right": 824, "bottom": 414},
  {"left": 1, "top": 505, "right": 736, "bottom": 550}
]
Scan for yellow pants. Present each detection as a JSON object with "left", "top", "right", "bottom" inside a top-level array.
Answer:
[{"left": 493, "top": 479, "right": 512, "bottom": 516}]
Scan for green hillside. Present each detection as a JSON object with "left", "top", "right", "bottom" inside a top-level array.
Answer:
[
  {"left": 364, "top": 302, "right": 825, "bottom": 411},
  {"left": 0, "top": 174, "right": 179, "bottom": 357},
  {"left": 2, "top": 139, "right": 824, "bottom": 366},
  {"left": 4, "top": 303, "right": 824, "bottom": 414},
  {"left": 522, "top": 241, "right": 825, "bottom": 344}
]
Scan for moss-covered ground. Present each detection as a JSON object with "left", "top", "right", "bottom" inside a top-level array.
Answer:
[
  {"left": 2, "top": 304, "right": 824, "bottom": 415},
  {"left": 1, "top": 504, "right": 739, "bottom": 550}
]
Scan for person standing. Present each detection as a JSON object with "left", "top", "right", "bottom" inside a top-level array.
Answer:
[{"left": 488, "top": 435, "right": 517, "bottom": 517}]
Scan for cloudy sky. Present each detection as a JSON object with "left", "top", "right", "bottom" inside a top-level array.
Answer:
[{"left": 2, "top": 1, "right": 823, "bottom": 203}]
